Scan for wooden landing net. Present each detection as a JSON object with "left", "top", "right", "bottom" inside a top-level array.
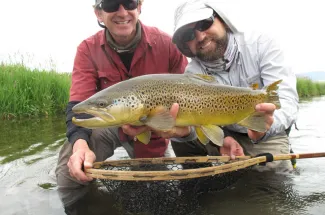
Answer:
[
  {"left": 85, "top": 152, "right": 325, "bottom": 215},
  {"left": 85, "top": 152, "right": 325, "bottom": 181}
]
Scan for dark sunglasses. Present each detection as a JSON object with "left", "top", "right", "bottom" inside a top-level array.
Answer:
[
  {"left": 180, "top": 15, "right": 215, "bottom": 43},
  {"left": 100, "top": 0, "right": 139, "bottom": 13}
]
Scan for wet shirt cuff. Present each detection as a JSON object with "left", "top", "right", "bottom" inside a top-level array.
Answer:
[{"left": 68, "top": 130, "right": 91, "bottom": 146}]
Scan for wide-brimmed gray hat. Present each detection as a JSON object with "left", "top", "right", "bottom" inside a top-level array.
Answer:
[
  {"left": 172, "top": 0, "right": 238, "bottom": 57},
  {"left": 172, "top": 0, "right": 213, "bottom": 57}
]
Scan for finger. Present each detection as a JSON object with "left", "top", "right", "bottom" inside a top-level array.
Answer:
[
  {"left": 255, "top": 103, "right": 276, "bottom": 113},
  {"left": 223, "top": 136, "right": 236, "bottom": 146},
  {"left": 230, "top": 142, "right": 245, "bottom": 158},
  {"left": 71, "top": 157, "right": 90, "bottom": 182},
  {"left": 265, "top": 114, "right": 274, "bottom": 127},
  {"left": 229, "top": 142, "right": 238, "bottom": 160},
  {"left": 67, "top": 161, "right": 74, "bottom": 177},
  {"left": 68, "top": 157, "right": 78, "bottom": 179},
  {"left": 84, "top": 151, "right": 96, "bottom": 168},
  {"left": 169, "top": 103, "right": 179, "bottom": 119},
  {"left": 235, "top": 144, "right": 245, "bottom": 156},
  {"left": 223, "top": 136, "right": 240, "bottom": 160},
  {"left": 84, "top": 152, "right": 95, "bottom": 180}
]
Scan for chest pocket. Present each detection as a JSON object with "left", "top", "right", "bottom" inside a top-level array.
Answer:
[{"left": 98, "top": 70, "right": 121, "bottom": 90}]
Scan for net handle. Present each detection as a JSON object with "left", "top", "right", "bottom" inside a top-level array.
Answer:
[
  {"left": 273, "top": 152, "right": 325, "bottom": 161},
  {"left": 85, "top": 152, "right": 325, "bottom": 181}
]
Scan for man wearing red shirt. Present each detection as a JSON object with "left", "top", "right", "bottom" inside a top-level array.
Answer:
[{"left": 55, "top": 0, "right": 189, "bottom": 213}]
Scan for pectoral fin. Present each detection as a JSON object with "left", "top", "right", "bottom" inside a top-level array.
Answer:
[
  {"left": 237, "top": 112, "right": 267, "bottom": 132},
  {"left": 201, "top": 125, "right": 224, "bottom": 147},
  {"left": 136, "top": 131, "right": 151, "bottom": 145},
  {"left": 142, "top": 106, "right": 175, "bottom": 131},
  {"left": 195, "top": 126, "right": 209, "bottom": 145}
]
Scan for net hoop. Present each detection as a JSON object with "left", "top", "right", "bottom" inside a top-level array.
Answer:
[{"left": 85, "top": 155, "right": 262, "bottom": 181}]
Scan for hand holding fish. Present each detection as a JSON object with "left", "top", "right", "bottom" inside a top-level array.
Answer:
[
  {"left": 152, "top": 103, "right": 191, "bottom": 138},
  {"left": 68, "top": 139, "right": 96, "bottom": 182},
  {"left": 122, "top": 103, "right": 191, "bottom": 139},
  {"left": 247, "top": 103, "right": 276, "bottom": 142}
]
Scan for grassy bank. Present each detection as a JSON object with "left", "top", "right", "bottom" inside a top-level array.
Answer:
[
  {"left": 297, "top": 77, "right": 325, "bottom": 98},
  {"left": 0, "top": 64, "right": 71, "bottom": 119}
]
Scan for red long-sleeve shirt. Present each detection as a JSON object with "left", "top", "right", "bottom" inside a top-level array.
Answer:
[{"left": 67, "top": 22, "right": 188, "bottom": 158}]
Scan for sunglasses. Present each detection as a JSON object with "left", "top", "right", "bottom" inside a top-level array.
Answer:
[
  {"left": 100, "top": 0, "right": 139, "bottom": 13},
  {"left": 180, "top": 15, "right": 215, "bottom": 43}
]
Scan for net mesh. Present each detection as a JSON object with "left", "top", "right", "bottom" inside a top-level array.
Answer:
[{"left": 95, "top": 159, "right": 251, "bottom": 215}]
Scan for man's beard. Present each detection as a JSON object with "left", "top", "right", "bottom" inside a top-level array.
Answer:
[{"left": 196, "top": 34, "right": 228, "bottom": 62}]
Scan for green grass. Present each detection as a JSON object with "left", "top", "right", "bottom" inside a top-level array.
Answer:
[
  {"left": 297, "top": 77, "right": 325, "bottom": 98},
  {"left": 0, "top": 63, "right": 71, "bottom": 119}
]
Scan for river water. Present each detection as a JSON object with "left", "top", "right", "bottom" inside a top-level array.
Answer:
[{"left": 1, "top": 96, "right": 325, "bottom": 215}]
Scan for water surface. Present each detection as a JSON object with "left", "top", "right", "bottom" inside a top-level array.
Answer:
[{"left": 1, "top": 97, "right": 325, "bottom": 215}]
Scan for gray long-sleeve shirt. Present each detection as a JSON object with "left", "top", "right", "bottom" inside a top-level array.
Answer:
[
  {"left": 172, "top": 0, "right": 299, "bottom": 143},
  {"left": 185, "top": 31, "right": 299, "bottom": 141}
]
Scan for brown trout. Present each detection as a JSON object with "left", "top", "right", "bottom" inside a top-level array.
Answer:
[{"left": 72, "top": 74, "right": 281, "bottom": 146}]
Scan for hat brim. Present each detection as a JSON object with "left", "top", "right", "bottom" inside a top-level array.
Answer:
[{"left": 172, "top": 7, "right": 213, "bottom": 44}]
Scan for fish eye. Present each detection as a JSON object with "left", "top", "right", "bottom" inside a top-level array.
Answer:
[{"left": 98, "top": 101, "right": 107, "bottom": 108}]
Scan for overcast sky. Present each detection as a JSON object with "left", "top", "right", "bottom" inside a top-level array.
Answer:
[{"left": 0, "top": 0, "right": 324, "bottom": 74}]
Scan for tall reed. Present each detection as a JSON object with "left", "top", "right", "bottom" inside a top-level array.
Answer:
[
  {"left": 297, "top": 77, "right": 325, "bottom": 98},
  {"left": 0, "top": 63, "right": 71, "bottom": 119}
]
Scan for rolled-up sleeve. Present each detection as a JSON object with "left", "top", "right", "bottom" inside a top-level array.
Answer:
[{"left": 258, "top": 35, "right": 299, "bottom": 138}]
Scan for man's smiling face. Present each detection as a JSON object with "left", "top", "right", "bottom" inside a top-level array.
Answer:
[
  {"left": 96, "top": 2, "right": 141, "bottom": 45},
  {"left": 186, "top": 17, "right": 228, "bottom": 62}
]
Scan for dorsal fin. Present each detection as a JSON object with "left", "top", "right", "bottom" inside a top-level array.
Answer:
[
  {"left": 186, "top": 74, "right": 217, "bottom": 83},
  {"left": 250, "top": 83, "right": 259, "bottom": 90},
  {"left": 263, "top": 80, "right": 282, "bottom": 109},
  {"left": 262, "top": 80, "right": 282, "bottom": 92}
]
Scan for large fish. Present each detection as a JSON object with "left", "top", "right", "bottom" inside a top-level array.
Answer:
[{"left": 72, "top": 74, "right": 281, "bottom": 146}]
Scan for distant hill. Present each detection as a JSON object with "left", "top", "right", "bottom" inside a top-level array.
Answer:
[{"left": 296, "top": 71, "right": 325, "bottom": 81}]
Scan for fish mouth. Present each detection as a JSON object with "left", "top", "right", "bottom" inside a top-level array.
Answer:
[
  {"left": 72, "top": 107, "right": 117, "bottom": 128},
  {"left": 72, "top": 116, "right": 111, "bottom": 128}
]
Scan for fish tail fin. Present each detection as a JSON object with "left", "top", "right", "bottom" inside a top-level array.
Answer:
[
  {"left": 237, "top": 112, "right": 267, "bottom": 132},
  {"left": 264, "top": 80, "right": 282, "bottom": 109},
  {"left": 237, "top": 80, "right": 282, "bottom": 132}
]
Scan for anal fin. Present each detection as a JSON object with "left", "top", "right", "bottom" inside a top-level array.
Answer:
[
  {"left": 195, "top": 126, "right": 209, "bottom": 145},
  {"left": 201, "top": 125, "right": 224, "bottom": 147}
]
